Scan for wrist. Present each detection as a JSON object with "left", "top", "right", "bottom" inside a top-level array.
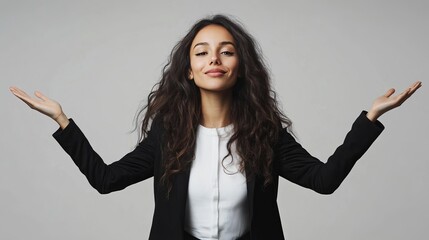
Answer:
[
  {"left": 366, "top": 110, "right": 380, "bottom": 122},
  {"left": 55, "top": 112, "right": 70, "bottom": 129}
]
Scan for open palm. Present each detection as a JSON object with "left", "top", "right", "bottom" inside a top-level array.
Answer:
[
  {"left": 367, "top": 81, "right": 422, "bottom": 121},
  {"left": 10, "top": 87, "right": 63, "bottom": 120}
]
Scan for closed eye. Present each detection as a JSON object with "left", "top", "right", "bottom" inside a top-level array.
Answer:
[
  {"left": 195, "top": 52, "right": 207, "bottom": 56},
  {"left": 221, "top": 51, "right": 235, "bottom": 56}
]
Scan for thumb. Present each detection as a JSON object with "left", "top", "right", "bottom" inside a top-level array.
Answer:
[
  {"left": 34, "top": 91, "right": 48, "bottom": 101},
  {"left": 384, "top": 88, "right": 395, "bottom": 98}
]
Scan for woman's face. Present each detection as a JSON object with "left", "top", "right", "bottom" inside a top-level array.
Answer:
[{"left": 189, "top": 24, "right": 239, "bottom": 93}]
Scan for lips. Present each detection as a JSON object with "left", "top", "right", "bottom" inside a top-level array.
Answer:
[{"left": 205, "top": 68, "right": 226, "bottom": 77}]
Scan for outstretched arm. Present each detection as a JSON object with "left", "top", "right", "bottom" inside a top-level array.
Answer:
[
  {"left": 366, "top": 81, "right": 422, "bottom": 121},
  {"left": 9, "top": 87, "right": 70, "bottom": 129},
  {"left": 277, "top": 81, "right": 422, "bottom": 194},
  {"left": 9, "top": 86, "right": 158, "bottom": 193}
]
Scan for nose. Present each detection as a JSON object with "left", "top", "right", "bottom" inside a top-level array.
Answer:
[{"left": 210, "top": 54, "right": 221, "bottom": 65}]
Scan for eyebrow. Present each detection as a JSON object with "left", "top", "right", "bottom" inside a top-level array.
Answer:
[{"left": 192, "top": 41, "right": 236, "bottom": 49}]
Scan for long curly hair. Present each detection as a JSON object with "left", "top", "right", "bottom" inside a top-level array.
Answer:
[{"left": 136, "top": 14, "right": 292, "bottom": 194}]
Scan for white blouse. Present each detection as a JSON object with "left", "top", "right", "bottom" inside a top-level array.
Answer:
[{"left": 184, "top": 124, "right": 250, "bottom": 240}]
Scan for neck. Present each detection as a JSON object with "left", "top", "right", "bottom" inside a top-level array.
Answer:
[{"left": 200, "top": 90, "right": 232, "bottom": 128}]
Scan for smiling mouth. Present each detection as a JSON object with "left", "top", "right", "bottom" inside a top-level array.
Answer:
[{"left": 205, "top": 69, "right": 226, "bottom": 77}]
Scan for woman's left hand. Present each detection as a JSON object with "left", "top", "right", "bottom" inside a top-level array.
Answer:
[{"left": 366, "top": 81, "right": 422, "bottom": 121}]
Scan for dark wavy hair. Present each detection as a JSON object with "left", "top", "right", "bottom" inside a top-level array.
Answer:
[{"left": 136, "top": 14, "right": 292, "bottom": 194}]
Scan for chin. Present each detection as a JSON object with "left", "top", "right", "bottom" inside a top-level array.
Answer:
[
  {"left": 195, "top": 79, "right": 237, "bottom": 92},
  {"left": 199, "top": 83, "right": 235, "bottom": 92}
]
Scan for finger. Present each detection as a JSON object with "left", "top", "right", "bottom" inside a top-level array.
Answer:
[
  {"left": 9, "top": 86, "right": 22, "bottom": 92},
  {"left": 400, "top": 81, "right": 422, "bottom": 99},
  {"left": 9, "top": 86, "right": 18, "bottom": 92},
  {"left": 10, "top": 87, "right": 32, "bottom": 101},
  {"left": 401, "top": 84, "right": 421, "bottom": 104},
  {"left": 34, "top": 91, "right": 48, "bottom": 101},
  {"left": 10, "top": 87, "right": 31, "bottom": 98},
  {"left": 395, "top": 82, "right": 421, "bottom": 105},
  {"left": 9, "top": 86, "right": 23, "bottom": 96},
  {"left": 410, "top": 81, "right": 422, "bottom": 89},
  {"left": 384, "top": 88, "right": 395, "bottom": 97},
  {"left": 395, "top": 89, "right": 411, "bottom": 104},
  {"left": 10, "top": 87, "right": 38, "bottom": 106},
  {"left": 9, "top": 87, "right": 20, "bottom": 97},
  {"left": 409, "top": 81, "right": 422, "bottom": 94}
]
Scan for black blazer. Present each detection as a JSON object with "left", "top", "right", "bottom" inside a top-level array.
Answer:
[{"left": 53, "top": 111, "right": 384, "bottom": 240}]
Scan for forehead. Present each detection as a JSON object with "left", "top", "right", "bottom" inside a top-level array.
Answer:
[{"left": 191, "top": 24, "right": 235, "bottom": 47}]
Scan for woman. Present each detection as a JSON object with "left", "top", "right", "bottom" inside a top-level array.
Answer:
[{"left": 10, "top": 15, "right": 421, "bottom": 240}]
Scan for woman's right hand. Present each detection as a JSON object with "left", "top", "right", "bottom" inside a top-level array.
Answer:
[{"left": 10, "top": 87, "right": 70, "bottom": 129}]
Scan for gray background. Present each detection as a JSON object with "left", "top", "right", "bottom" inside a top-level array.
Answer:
[{"left": 1, "top": 0, "right": 428, "bottom": 239}]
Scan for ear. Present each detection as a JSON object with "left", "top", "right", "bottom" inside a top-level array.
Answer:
[{"left": 188, "top": 70, "right": 194, "bottom": 80}]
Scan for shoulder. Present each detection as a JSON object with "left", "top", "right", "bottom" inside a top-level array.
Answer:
[{"left": 147, "top": 115, "right": 166, "bottom": 142}]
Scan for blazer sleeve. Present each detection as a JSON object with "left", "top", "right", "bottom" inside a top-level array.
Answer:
[
  {"left": 53, "top": 119, "right": 160, "bottom": 194},
  {"left": 275, "top": 111, "right": 384, "bottom": 194}
]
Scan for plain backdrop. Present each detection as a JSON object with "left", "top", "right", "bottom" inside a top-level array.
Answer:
[{"left": 1, "top": 0, "right": 428, "bottom": 239}]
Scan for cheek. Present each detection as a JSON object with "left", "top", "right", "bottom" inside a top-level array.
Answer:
[
  {"left": 230, "top": 59, "right": 239, "bottom": 75},
  {"left": 190, "top": 59, "right": 204, "bottom": 75}
]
